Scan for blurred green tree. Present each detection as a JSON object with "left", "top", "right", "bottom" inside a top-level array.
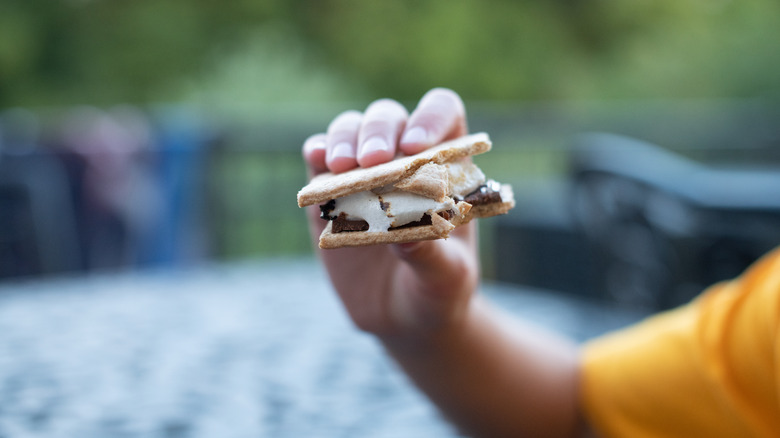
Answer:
[
  {"left": 1, "top": 0, "right": 778, "bottom": 108},
  {"left": 296, "top": 0, "right": 780, "bottom": 101},
  {"left": 0, "top": 0, "right": 288, "bottom": 106}
]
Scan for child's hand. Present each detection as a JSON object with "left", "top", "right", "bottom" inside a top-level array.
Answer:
[
  {"left": 301, "top": 88, "right": 478, "bottom": 343},
  {"left": 302, "top": 88, "right": 583, "bottom": 438}
]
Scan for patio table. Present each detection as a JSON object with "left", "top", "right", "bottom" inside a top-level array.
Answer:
[{"left": 0, "top": 257, "right": 649, "bottom": 438}]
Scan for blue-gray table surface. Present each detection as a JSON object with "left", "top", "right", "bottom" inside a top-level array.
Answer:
[{"left": 0, "top": 258, "right": 651, "bottom": 438}]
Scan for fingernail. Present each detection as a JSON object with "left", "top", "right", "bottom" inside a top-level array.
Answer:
[
  {"left": 401, "top": 126, "right": 428, "bottom": 145},
  {"left": 360, "top": 136, "right": 389, "bottom": 157},
  {"left": 305, "top": 138, "right": 326, "bottom": 155},
  {"left": 329, "top": 142, "right": 355, "bottom": 160}
]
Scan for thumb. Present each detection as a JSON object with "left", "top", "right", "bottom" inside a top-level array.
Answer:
[
  {"left": 392, "top": 239, "right": 476, "bottom": 299},
  {"left": 389, "top": 238, "right": 478, "bottom": 334}
]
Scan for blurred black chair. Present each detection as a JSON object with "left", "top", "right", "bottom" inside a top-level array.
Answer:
[
  {"left": 569, "top": 133, "right": 780, "bottom": 309},
  {"left": 494, "top": 133, "right": 780, "bottom": 310},
  {"left": 0, "top": 110, "right": 81, "bottom": 278}
]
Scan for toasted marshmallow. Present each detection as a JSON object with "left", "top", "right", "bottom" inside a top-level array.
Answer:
[
  {"left": 381, "top": 191, "right": 456, "bottom": 227},
  {"left": 328, "top": 159, "right": 484, "bottom": 232},
  {"left": 330, "top": 190, "right": 456, "bottom": 232},
  {"left": 445, "top": 159, "right": 486, "bottom": 197}
]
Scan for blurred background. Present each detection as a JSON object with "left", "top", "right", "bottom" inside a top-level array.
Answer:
[
  {"left": 1, "top": 0, "right": 780, "bottom": 436},
  {"left": 3, "top": 0, "right": 779, "bottom": 300}
]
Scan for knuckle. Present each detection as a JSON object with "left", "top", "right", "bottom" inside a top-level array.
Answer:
[
  {"left": 303, "top": 133, "right": 326, "bottom": 148},
  {"left": 360, "top": 119, "right": 394, "bottom": 137},
  {"left": 422, "top": 88, "right": 465, "bottom": 113},
  {"left": 409, "top": 111, "right": 446, "bottom": 133},
  {"left": 366, "top": 98, "right": 407, "bottom": 117},
  {"left": 328, "top": 110, "right": 363, "bottom": 131},
  {"left": 351, "top": 317, "right": 374, "bottom": 333},
  {"left": 327, "top": 128, "right": 359, "bottom": 143},
  {"left": 350, "top": 313, "right": 384, "bottom": 334},
  {"left": 338, "top": 109, "right": 364, "bottom": 120},
  {"left": 429, "top": 87, "right": 456, "bottom": 98}
]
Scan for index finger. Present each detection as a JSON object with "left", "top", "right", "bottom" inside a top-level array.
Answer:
[
  {"left": 357, "top": 98, "right": 408, "bottom": 168},
  {"left": 399, "top": 88, "right": 468, "bottom": 155},
  {"left": 302, "top": 133, "right": 328, "bottom": 176}
]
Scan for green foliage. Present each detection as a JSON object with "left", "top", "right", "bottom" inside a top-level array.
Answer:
[
  {"left": 298, "top": 0, "right": 780, "bottom": 101},
  {"left": 0, "top": 0, "right": 288, "bottom": 106},
  {"left": 297, "top": 1, "right": 581, "bottom": 100},
  {"left": 1, "top": 0, "right": 779, "bottom": 108},
  {"left": 179, "top": 24, "right": 369, "bottom": 110}
]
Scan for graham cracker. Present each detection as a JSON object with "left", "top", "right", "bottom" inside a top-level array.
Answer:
[
  {"left": 466, "top": 183, "right": 516, "bottom": 219},
  {"left": 393, "top": 162, "right": 449, "bottom": 201},
  {"left": 298, "top": 133, "right": 491, "bottom": 207}
]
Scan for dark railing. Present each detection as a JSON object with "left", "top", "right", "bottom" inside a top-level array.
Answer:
[{"left": 1, "top": 100, "right": 779, "bottom": 291}]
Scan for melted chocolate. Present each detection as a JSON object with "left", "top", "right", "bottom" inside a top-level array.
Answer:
[
  {"left": 390, "top": 213, "right": 433, "bottom": 230},
  {"left": 320, "top": 200, "right": 336, "bottom": 220},
  {"left": 332, "top": 213, "right": 369, "bottom": 232},
  {"left": 462, "top": 183, "right": 502, "bottom": 206}
]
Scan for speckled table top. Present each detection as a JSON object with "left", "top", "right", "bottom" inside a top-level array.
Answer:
[{"left": 0, "top": 258, "right": 649, "bottom": 438}]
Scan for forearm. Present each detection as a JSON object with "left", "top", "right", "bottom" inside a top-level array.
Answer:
[{"left": 381, "top": 296, "right": 585, "bottom": 438}]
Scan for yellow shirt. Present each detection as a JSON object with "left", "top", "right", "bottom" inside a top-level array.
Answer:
[{"left": 581, "top": 247, "right": 780, "bottom": 438}]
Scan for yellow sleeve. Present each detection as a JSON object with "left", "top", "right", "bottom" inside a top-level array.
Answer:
[{"left": 581, "top": 247, "right": 780, "bottom": 438}]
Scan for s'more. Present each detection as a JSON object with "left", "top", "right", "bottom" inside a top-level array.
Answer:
[{"left": 297, "top": 133, "right": 515, "bottom": 249}]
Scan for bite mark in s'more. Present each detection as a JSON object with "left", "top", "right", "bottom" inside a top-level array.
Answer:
[{"left": 297, "top": 133, "right": 515, "bottom": 249}]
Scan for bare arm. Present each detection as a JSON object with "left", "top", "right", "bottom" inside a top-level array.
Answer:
[
  {"left": 383, "top": 296, "right": 582, "bottom": 438},
  {"left": 302, "top": 88, "right": 591, "bottom": 438}
]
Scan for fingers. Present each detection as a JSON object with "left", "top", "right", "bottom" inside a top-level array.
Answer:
[
  {"left": 389, "top": 237, "right": 479, "bottom": 332},
  {"left": 303, "top": 88, "right": 468, "bottom": 176},
  {"left": 325, "top": 110, "right": 362, "bottom": 174},
  {"left": 317, "top": 99, "right": 408, "bottom": 174},
  {"left": 392, "top": 236, "right": 477, "bottom": 299},
  {"left": 357, "top": 99, "right": 407, "bottom": 167},
  {"left": 302, "top": 133, "right": 328, "bottom": 175},
  {"left": 400, "top": 88, "right": 467, "bottom": 155}
]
